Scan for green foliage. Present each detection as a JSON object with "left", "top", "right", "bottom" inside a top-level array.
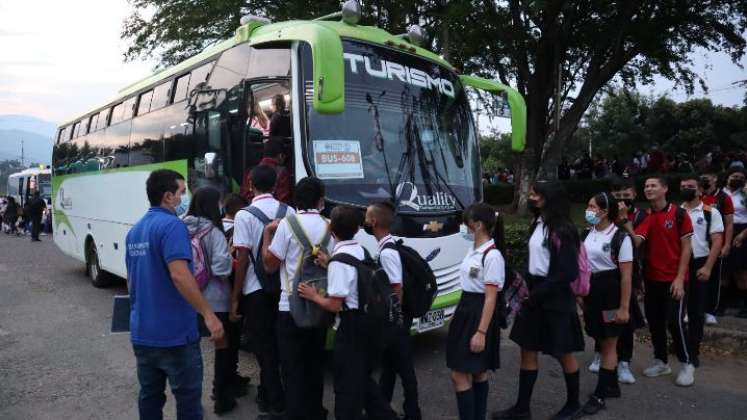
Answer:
[
  {"left": 0, "top": 159, "right": 24, "bottom": 194},
  {"left": 503, "top": 221, "right": 530, "bottom": 272},
  {"left": 479, "top": 132, "right": 513, "bottom": 175}
]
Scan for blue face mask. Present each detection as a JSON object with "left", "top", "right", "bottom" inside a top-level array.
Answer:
[
  {"left": 585, "top": 210, "right": 601, "bottom": 226},
  {"left": 460, "top": 224, "right": 475, "bottom": 242},
  {"left": 175, "top": 194, "right": 190, "bottom": 216}
]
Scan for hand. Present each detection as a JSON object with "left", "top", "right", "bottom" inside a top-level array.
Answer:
[
  {"left": 298, "top": 283, "right": 320, "bottom": 302},
  {"left": 469, "top": 331, "right": 486, "bottom": 353},
  {"left": 265, "top": 219, "right": 281, "bottom": 236},
  {"left": 204, "top": 312, "right": 225, "bottom": 343},
  {"left": 734, "top": 235, "right": 745, "bottom": 249},
  {"left": 229, "top": 298, "right": 242, "bottom": 322},
  {"left": 617, "top": 202, "right": 630, "bottom": 224},
  {"left": 721, "top": 244, "right": 731, "bottom": 258},
  {"left": 315, "top": 251, "right": 330, "bottom": 268},
  {"left": 614, "top": 308, "right": 630, "bottom": 324},
  {"left": 670, "top": 279, "right": 685, "bottom": 301},
  {"left": 696, "top": 266, "right": 712, "bottom": 282}
]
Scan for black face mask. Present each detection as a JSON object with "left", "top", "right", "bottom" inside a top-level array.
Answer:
[
  {"left": 362, "top": 223, "right": 374, "bottom": 236},
  {"left": 621, "top": 199, "right": 634, "bottom": 209},
  {"left": 700, "top": 179, "right": 711, "bottom": 191},
  {"left": 729, "top": 179, "right": 745, "bottom": 190},
  {"left": 681, "top": 188, "right": 697, "bottom": 202}
]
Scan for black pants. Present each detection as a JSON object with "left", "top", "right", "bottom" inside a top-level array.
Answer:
[
  {"left": 644, "top": 279, "right": 690, "bottom": 365},
  {"left": 687, "top": 258, "right": 709, "bottom": 367},
  {"left": 706, "top": 257, "right": 724, "bottom": 314},
  {"left": 380, "top": 317, "right": 420, "bottom": 418},
  {"left": 214, "top": 312, "right": 241, "bottom": 401},
  {"left": 335, "top": 311, "right": 397, "bottom": 420},
  {"left": 276, "top": 312, "right": 327, "bottom": 420},
  {"left": 242, "top": 290, "right": 284, "bottom": 411},
  {"left": 31, "top": 215, "right": 42, "bottom": 240}
]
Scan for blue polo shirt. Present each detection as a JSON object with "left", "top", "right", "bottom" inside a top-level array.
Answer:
[{"left": 125, "top": 207, "right": 198, "bottom": 347}]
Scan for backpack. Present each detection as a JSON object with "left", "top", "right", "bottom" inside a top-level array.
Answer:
[
  {"left": 581, "top": 227, "right": 631, "bottom": 265},
  {"left": 381, "top": 239, "right": 437, "bottom": 318},
  {"left": 240, "top": 203, "right": 288, "bottom": 295},
  {"left": 330, "top": 252, "right": 398, "bottom": 352},
  {"left": 481, "top": 243, "right": 528, "bottom": 329},
  {"left": 549, "top": 230, "right": 591, "bottom": 297},
  {"left": 286, "top": 213, "right": 335, "bottom": 328},
  {"left": 190, "top": 227, "right": 214, "bottom": 290}
]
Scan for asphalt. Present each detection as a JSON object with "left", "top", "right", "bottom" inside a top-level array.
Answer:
[{"left": 1, "top": 233, "right": 747, "bottom": 419}]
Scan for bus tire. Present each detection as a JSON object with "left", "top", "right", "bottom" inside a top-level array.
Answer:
[{"left": 86, "top": 239, "right": 112, "bottom": 288}]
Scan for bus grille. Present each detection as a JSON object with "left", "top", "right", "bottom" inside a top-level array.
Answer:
[{"left": 433, "top": 262, "right": 461, "bottom": 297}]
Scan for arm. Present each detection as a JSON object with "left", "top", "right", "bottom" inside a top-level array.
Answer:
[
  {"left": 297, "top": 283, "right": 344, "bottom": 313},
  {"left": 168, "top": 260, "right": 224, "bottom": 341},
  {"left": 621, "top": 220, "right": 645, "bottom": 248},
  {"left": 261, "top": 221, "right": 282, "bottom": 273},
  {"left": 698, "top": 233, "right": 723, "bottom": 281},
  {"left": 230, "top": 247, "right": 250, "bottom": 321},
  {"left": 671, "top": 237, "right": 692, "bottom": 300},
  {"left": 470, "top": 285, "right": 498, "bottom": 353},
  {"left": 616, "top": 261, "right": 633, "bottom": 324},
  {"left": 723, "top": 214, "right": 733, "bottom": 256},
  {"left": 528, "top": 236, "right": 578, "bottom": 304},
  {"left": 208, "top": 229, "right": 233, "bottom": 277}
]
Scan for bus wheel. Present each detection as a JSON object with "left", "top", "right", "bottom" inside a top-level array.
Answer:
[{"left": 87, "top": 240, "right": 111, "bottom": 288}]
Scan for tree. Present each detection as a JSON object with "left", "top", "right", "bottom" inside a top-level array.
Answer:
[{"left": 123, "top": 0, "right": 747, "bottom": 212}]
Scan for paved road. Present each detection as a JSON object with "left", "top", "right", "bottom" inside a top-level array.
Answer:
[{"left": 1, "top": 234, "right": 747, "bottom": 419}]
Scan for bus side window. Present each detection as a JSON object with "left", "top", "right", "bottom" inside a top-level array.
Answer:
[{"left": 173, "top": 74, "right": 191, "bottom": 103}]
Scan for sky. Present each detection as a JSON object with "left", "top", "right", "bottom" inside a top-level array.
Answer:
[{"left": 0, "top": 0, "right": 745, "bottom": 128}]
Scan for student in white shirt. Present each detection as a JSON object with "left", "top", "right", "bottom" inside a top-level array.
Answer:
[
  {"left": 259, "top": 177, "right": 331, "bottom": 420},
  {"left": 446, "top": 203, "right": 505, "bottom": 420},
  {"left": 298, "top": 206, "right": 398, "bottom": 420},
  {"left": 231, "top": 165, "right": 294, "bottom": 417},
  {"left": 724, "top": 168, "right": 747, "bottom": 318},
  {"left": 679, "top": 177, "right": 724, "bottom": 385},
  {"left": 363, "top": 201, "right": 422, "bottom": 420},
  {"left": 580, "top": 192, "right": 633, "bottom": 415}
]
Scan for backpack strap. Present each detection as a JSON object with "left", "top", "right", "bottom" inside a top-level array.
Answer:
[
  {"left": 330, "top": 253, "right": 363, "bottom": 268},
  {"left": 244, "top": 205, "right": 272, "bottom": 225},
  {"left": 276, "top": 203, "right": 288, "bottom": 219},
  {"left": 581, "top": 228, "right": 591, "bottom": 242},
  {"left": 717, "top": 190, "right": 727, "bottom": 213},
  {"left": 675, "top": 205, "right": 687, "bottom": 237},
  {"left": 610, "top": 227, "right": 630, "bottom": 264},
  {"left": 633, "top": 209, "right": 647, "bottom": 228},
  {"left": 703, "top": 205, "right": 713, "bottom": 248},
  {"left": 481, "top": 243, "right": 498, "bottom": 266},
  {"left": 286, "top": 213, "right": 313, "bottom": 251}
]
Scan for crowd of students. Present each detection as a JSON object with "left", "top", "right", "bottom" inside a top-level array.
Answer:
[
  {"left": 0, "top": 192, "right": 49, "bottom": 240},
  {"left": 123, "top": 164, "right": 747, "bottom": 420}
]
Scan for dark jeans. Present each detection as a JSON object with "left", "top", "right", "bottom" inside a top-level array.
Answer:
[
  {"left": 31, "top": 215, "right": 42, "bottom": 240},
  {"left": 276, "top": 312, "right": 327, "bottom": 420},
  {"left": 213, "top": 312, "right": 241, "bottom": 401},
  {"left": 380, "top": 317, "right": 421, "bottom": 418},
  {"left": 335, "top": 311, "right": 397, "bottom": 420},
  {"left": 644, "top": 279, "right": 690, "bottom": 365},
  {"left": 133, "top": 341, "right": 203, "bottom": 420},
  {"left": 687, "top": 258, "right": 709, "bottom": 367},
  {"left": 242, "top": 290, "right": 284, "bottom": 411},
  {"left": 706, "top": 257, "right": 724, "bottom": 314}
]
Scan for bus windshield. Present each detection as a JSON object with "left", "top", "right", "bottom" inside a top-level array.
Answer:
[{"left": 302, "top": 40, "right": 480, "bottom": 214}]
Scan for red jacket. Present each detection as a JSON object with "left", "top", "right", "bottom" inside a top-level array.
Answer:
[{"left": 240, "top": 157, "right": 292, "bottom": 204}]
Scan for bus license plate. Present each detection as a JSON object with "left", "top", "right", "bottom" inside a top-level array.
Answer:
[{"left": 417, "top": 309, "right": 445, "bottom": 332}]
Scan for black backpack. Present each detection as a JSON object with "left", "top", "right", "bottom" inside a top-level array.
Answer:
[
  {"left": 330, "top": 252, "right": 399, "bottom": 350},
  {"left": 382, "top": 240, "right": 437, "bottom": 318},
  {"left": 581, "top": 227, "right": 632, "bottom": 265},
  {"left": 239, "top": 203, "right": 288, "bottom": 295}
]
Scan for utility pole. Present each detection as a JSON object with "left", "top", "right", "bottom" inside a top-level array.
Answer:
[{"left": 21, "top": 139, "right": 24, "bottom": 168}]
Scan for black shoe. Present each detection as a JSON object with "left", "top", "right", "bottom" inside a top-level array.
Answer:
[
  {"left": 582, "top": 395, "right": 605, "bottom": 415},
  {"left": 602, "top": 384, "right": 621, "bottom": 399},
  {"left": 492, "top": 406, "right": 532, "bottom": 419},
  {"left": 550, "top": 404, "right": 583, "bottom": 420},
  {"left": 737, "top": 308, "right": 747, "bottom": 319},
  {"left": 715, "top": 307, "right": 726, "bottom": 316},
  {"left": 214, "top": 398, "right": 237, "bottom": 416}
]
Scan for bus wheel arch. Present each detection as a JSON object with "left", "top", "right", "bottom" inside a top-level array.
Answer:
[{"left": 85, "top": 235, "right": 112, "bottom": 288}]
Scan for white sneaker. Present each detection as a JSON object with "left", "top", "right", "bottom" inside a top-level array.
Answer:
[
  {"left": 618, "top": 361, "right": 636, "bottom": 384},
  {"left": 643, "top": 359, "right": 672, "bottom": 377},
  {"left": 705, "top": 313, "right": 718, "bottom": 325},
  {"left": 683, "top": 314, "right": 689, "bottom": 324},
  {"left": 588, "top": 353, "right": 601, "bottom": 373},
  {"left": 675, "top": 363, "right": 695, "bottom": 387}
]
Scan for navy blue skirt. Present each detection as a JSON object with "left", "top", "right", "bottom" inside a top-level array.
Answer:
[{"left": 446, "top": 292, "right": 500, "bottom": 373}]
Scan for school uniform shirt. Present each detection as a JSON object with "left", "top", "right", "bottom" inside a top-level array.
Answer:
[
  {"left": 724, "top": 187, "right": 747, "bottom": 224},
  {"left": 634, "top": 203, "right": 693, "bottom": 282},
  {"left": 528, "top": 218, "right": 551, "bottom": 277},
  {"left": 327, "top": 240, "right": 365, "bottom": 309},
  {"left": 702, "top": 190, "right": 734, "bottom": 216},
  {"left": 377, "top": 235, "right": 402, "bottom": 286},
  {"left": 683, "top": 203, "right": 724, "bottom": 259},
  {"left": 584, "top": 224, "right": 633, "bottom": 273},
  {"left": 233, "top": 193, "right": 296, "bottom": 295},
  {"left": 460, "top": 239, "right": 505, "bottom": 293},
  {"left": 268, "top": 210, "right": 335, "bottom": 312}
]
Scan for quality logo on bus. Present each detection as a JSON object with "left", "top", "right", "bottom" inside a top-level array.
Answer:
[{"left": 396, "top": 181, "right": 457, "bottom": 212}]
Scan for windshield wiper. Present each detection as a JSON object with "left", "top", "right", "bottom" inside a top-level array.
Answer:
[
  {"left": 410, "top": 121, "right": 465, "bottom": 211},
  {"left": 366, "top": 92, "right": 397, "bottom": 202}
]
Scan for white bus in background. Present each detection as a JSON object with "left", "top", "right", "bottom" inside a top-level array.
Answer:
[
  {"left": 51, "top": 1, "right": 526, "bottom": 332},
  {"left": 7, "top": 167, "right": 52, "bottom": 208}
]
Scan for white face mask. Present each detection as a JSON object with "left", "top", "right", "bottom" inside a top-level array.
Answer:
[{"left": 459, "top": 224, "right": 474, "bottom": 242}]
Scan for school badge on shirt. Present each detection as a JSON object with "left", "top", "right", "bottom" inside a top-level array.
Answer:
[
  {"left": 664, "top": 220, "right": 674, "bottom": 229},
  {"left": 469, "top": 266, "right": 480, "bottom": 278},
  {"left": 697, "top": 217, "right": 704, "bottom": 225},
  {"left": 602, "top": 243, "right": 611, "bottom": 252}
]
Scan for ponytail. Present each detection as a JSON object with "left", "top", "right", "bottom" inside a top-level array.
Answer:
[{"left": 492, "top": 211, "right": 506, "bottom": 257}]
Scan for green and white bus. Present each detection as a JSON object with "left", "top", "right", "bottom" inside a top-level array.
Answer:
[
  {"left": 7, "top": 167, "right": 52, "bottom": 208},
  {"left": 52, "top": 1, "right": 526, "bottom": 332}
]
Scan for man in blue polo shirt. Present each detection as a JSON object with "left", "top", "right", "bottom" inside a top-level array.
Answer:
[{"left": 126, "top": 169, "right": 224, "bottom": 420}]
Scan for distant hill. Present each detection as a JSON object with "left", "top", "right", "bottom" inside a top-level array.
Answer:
[{"left": 0, "top": 115, "right": 56, "bottom": 165}]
